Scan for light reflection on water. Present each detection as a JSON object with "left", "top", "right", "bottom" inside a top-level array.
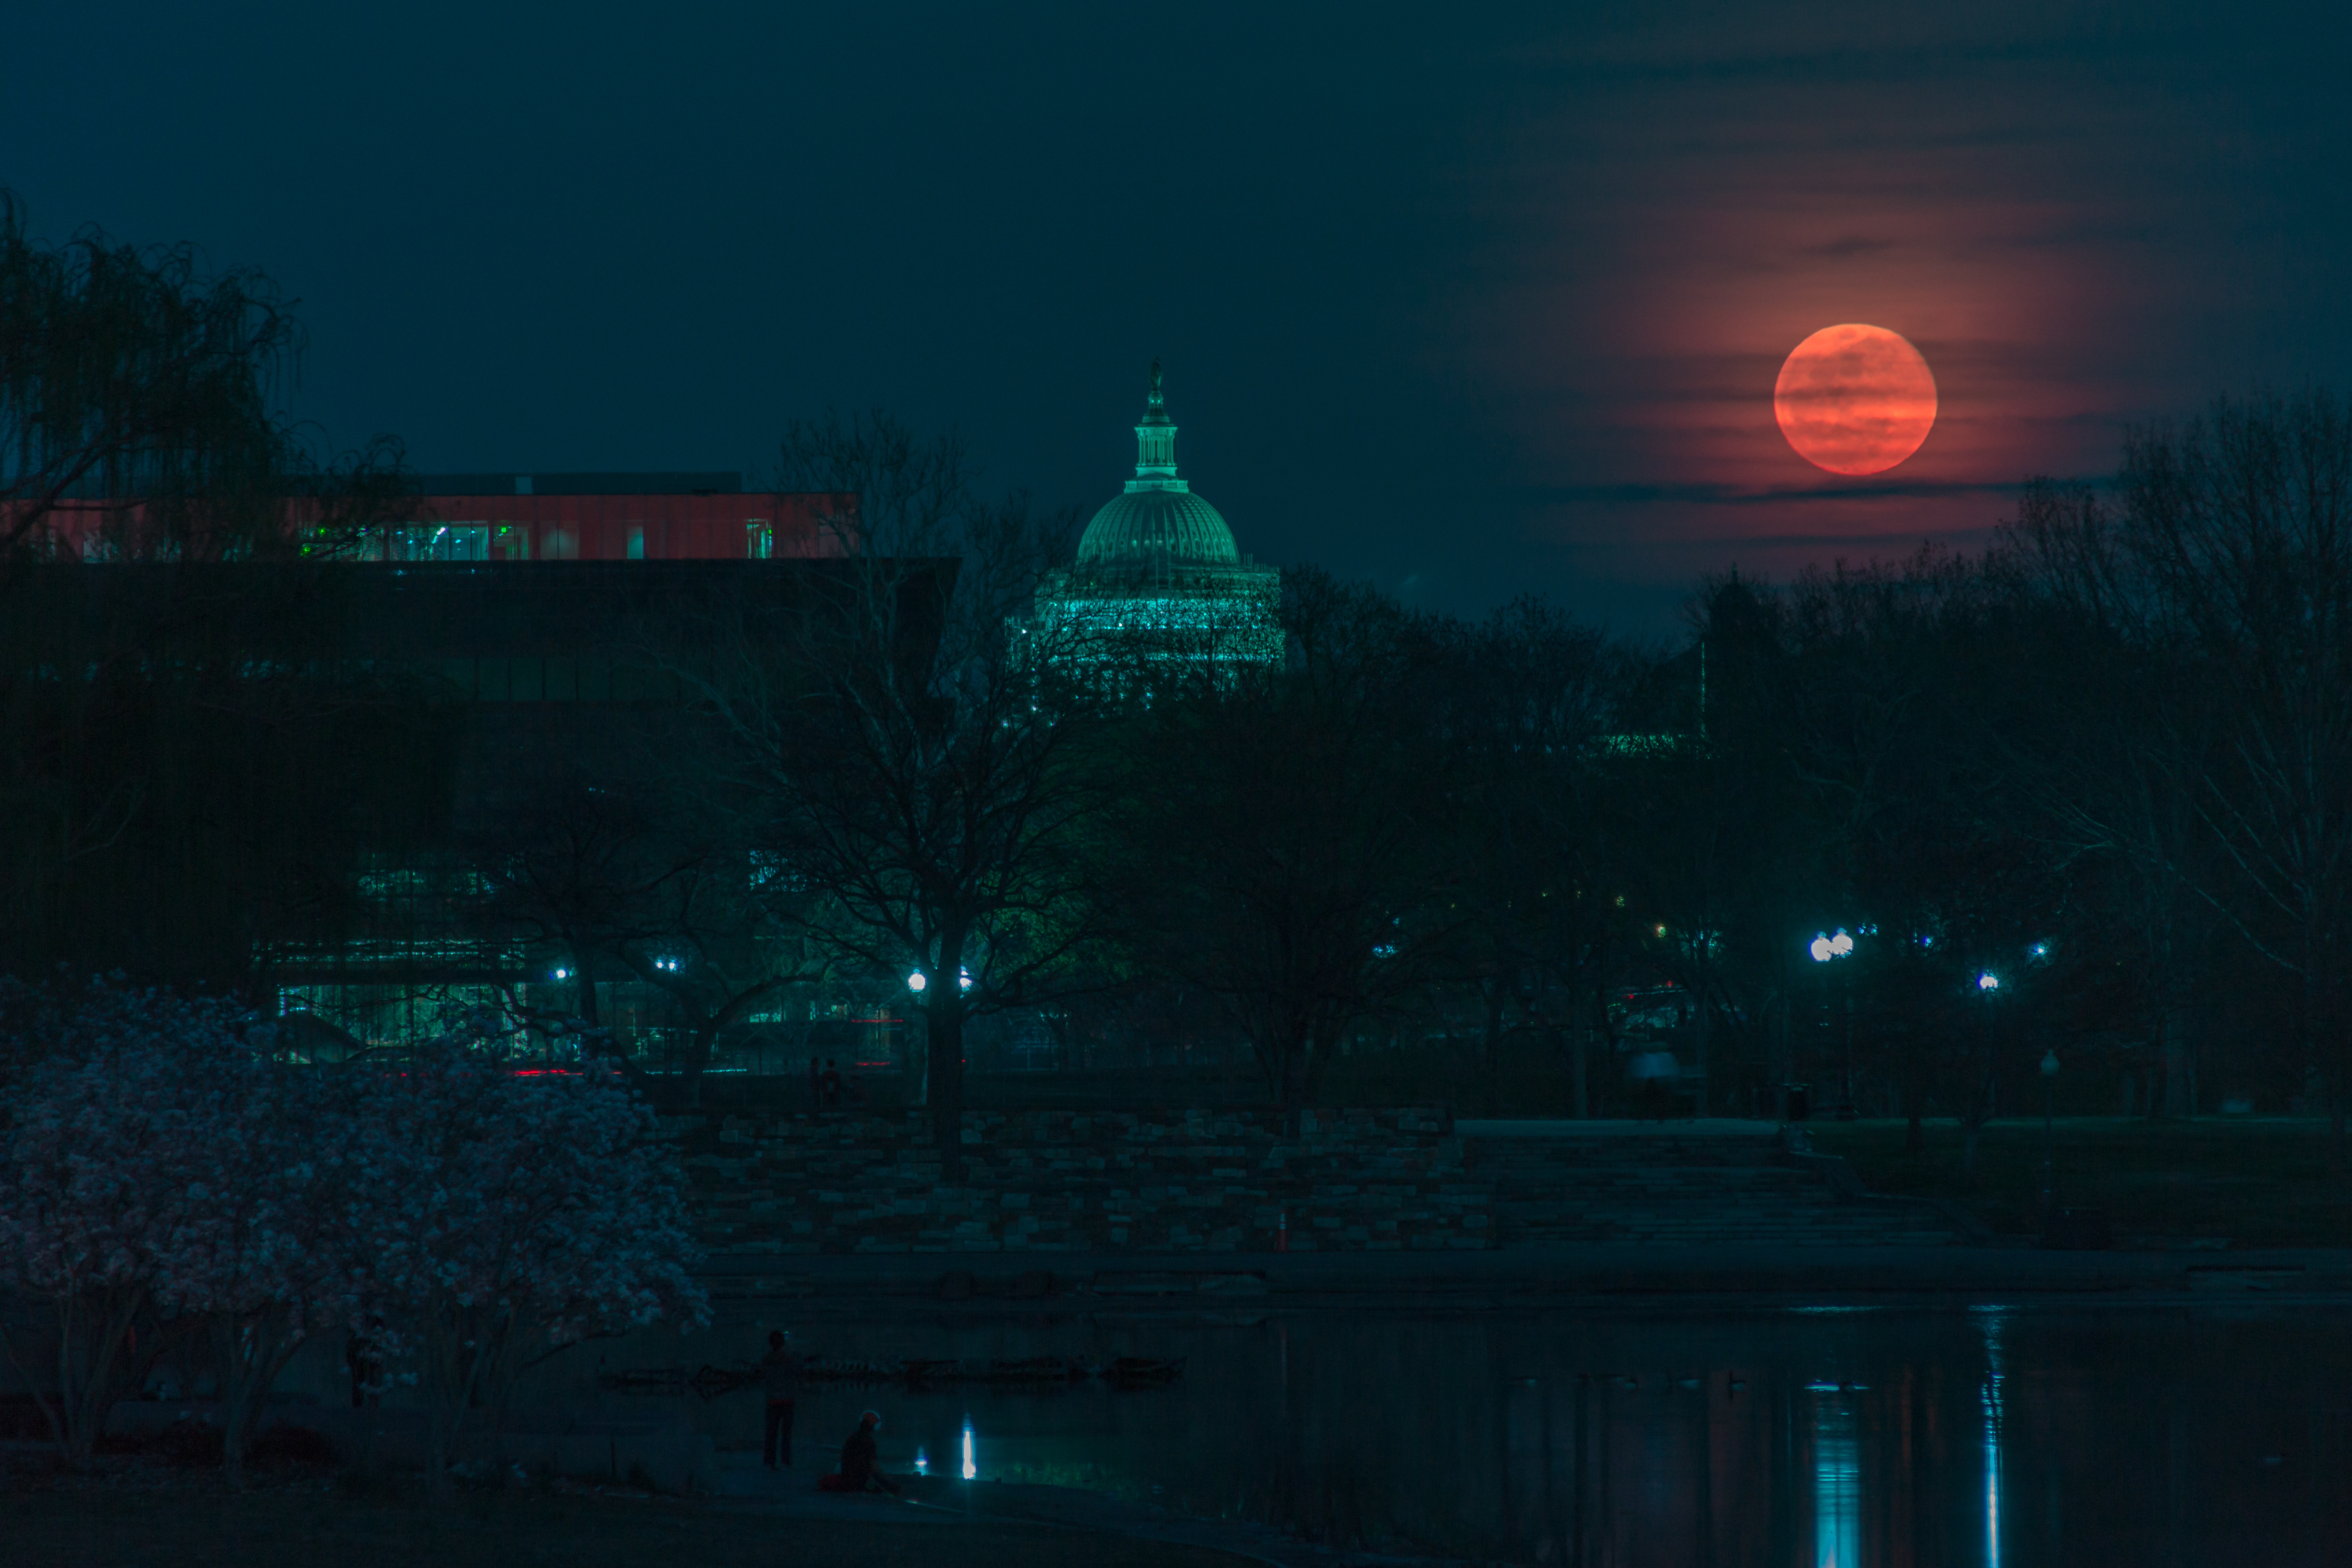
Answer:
[
  {"left": 1813, "top": 1387, "right": 1859, "bottom": 1568},
  {"left": 1979, "top": 1308, "right": 2007, "bottom": 1568},
  {"left": 547, "top": 1302, "right": 2352, "bottom": 1565}
]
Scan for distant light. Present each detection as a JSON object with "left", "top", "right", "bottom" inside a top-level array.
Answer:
[
  {"left": 554, "top": 968, "right": 570, "bottom": 980},
  {"left": 961, "top": 1421, "right": 976, "bottom": 1481},
  {"left": 1978, "top": 972, "right": 1999, "bottom": 991},
  {"left": 1656, "top": 925, "right": 1668, "bottom": 938},
  {"left": 1829, "top": 930, "right": 1854, "bottom": 956},
  {"left": 2040, "top": 1049, "right": 2060, "bottom": 1077},
  {"left": 2030, "top": 942, "right": 2050, "bottom": 959},
  {"left": 1809, "top": 934, "right": 1834, "bottom": 963},
  {"left": 914, "top": 1447, "right": 929, "bottom": 1475},
  {"left": 907, "top": 971, "right": 927, "bottom": 993},
  {"left": 959, "top": 968, "right": 974, "bottom": 991}
]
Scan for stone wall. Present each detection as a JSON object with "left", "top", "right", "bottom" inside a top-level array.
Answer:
[{"left": 670, "top": 1108, "right": 1966, "bottom": 1255}]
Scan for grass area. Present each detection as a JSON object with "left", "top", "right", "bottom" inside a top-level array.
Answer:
[
  {"left": 1803, "top": 1117, "right": 2352, "bottom": 1247},
  {"left": 3, "top": 1484, "right": 1263, "bottom": 1568}
]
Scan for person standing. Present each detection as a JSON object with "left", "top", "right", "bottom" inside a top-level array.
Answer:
[
  {"left": 820, "top": 1057, "right": 844, "bottom": 1109},
  {"left": 761, "top": 1329, "right": 801, "bottom": 1469},
  {"left": 807, "top": 1055, "right": 822, "bottom": 1112}
]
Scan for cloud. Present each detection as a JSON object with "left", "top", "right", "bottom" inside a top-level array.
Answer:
[
  {"left": 1518, "top": 477, "right": 2096, "bottom": 507},
  {"left": 1646, "top": 527, "right": 2002, "bottom": 551}
]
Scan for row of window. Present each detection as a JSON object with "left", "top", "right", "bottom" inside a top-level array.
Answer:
[{"left": 346, "top": 521, "right": 781, "bottom": 562}]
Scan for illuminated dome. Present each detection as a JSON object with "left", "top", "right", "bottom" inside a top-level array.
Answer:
[{"left": 1074, "top": 362, "right": 1241, "bottom": 568}]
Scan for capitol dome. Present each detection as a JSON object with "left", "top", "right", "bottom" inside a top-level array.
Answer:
[{"left": 1075, "top": 361, "right": 1241, "bottom": 569}]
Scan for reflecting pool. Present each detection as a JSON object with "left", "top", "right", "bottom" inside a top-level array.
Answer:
[{"left": 573, "top": 1301, "right": 2352, "bottom": 1565}]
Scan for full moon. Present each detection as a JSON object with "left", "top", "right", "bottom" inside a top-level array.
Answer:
[{"left": 1773, "top": 324, "right": 1938, "bottom": 475}]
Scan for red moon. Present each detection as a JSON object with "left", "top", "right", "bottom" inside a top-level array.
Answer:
[{"left": 1773, "top": 324, "right": 1938, "bottom": 475}]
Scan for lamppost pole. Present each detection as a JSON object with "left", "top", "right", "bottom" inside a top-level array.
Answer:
[
  {"left": 1807, "top": 929, "right": 1856, "bottom": 1119},
  {"left": 2040, "top": 1048, "right": 2061, "bottom": 1227}
]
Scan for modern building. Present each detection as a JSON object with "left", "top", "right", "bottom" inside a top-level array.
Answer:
[
  {"left": 1022, "top": 364, "right": 1281, "bottom": 682},
  {"left": 1, "top": 475, "right": 921, "bottom": 1071}
]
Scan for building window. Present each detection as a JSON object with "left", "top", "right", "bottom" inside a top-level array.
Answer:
[{"left": 627, "top": 526, "right": 646, "bottom": 560}]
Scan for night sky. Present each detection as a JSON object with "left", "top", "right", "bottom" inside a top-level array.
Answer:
[{"left": 9, "top": 3, "right": 2349, "bottom": 629}]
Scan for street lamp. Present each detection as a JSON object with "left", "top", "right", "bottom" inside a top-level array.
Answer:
[
  {"left": 907, "top": 971, "right": 928, "bottom": 993},
  {"left": 2040, "top": 1048, "right": 2061, "bottom": 1226},
  {"left": 1807, "top": 930, "right": 1857, "bottom": 1117}
]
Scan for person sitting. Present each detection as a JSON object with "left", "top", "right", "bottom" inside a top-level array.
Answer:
[{"left": 817, "top": 1410, "right": 900, "bottom": 1495}]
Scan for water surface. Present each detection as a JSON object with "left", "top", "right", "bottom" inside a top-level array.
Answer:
[{"left": 575, "top": 1300, "right": 2352, "bottom": 1565}]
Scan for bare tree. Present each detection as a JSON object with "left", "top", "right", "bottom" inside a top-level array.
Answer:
[
  {"left": 1111, "top": 571, "right": 1471, "bottom": 1120},
  {"left": 2005, "top": 481, "right": 2223, "bottom": 1119},
  {"left": 2113, "top": 389, "right": 2352, "bottom": 1161},
  {"left": 1437, "top": 599, "right": 1628, "bottom": 1115},
  {"left": 662, "top": 411, "right": 1110, "bottom": 1175}
]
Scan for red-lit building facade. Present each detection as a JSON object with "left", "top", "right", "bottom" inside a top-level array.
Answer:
[
  {"left": 354, "top": 472, "right": 852, "bottom": 563},
  {"left": 26, "top": 471, "right": 854, "bottom": 564}
]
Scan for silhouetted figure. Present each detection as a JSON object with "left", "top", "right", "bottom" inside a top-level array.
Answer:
[
  {"left": 760, "top": 1329, "right": 800, "bottom": 1468},
  {"left": 808, "top": 1055, "right": 822, "bottom": 1111},
  {"left": 818, "top": 1410, "right": 899, "bottom": 1494},
  {"left": 820, "top": 1057, "right": 844, "bottom": 1109}
]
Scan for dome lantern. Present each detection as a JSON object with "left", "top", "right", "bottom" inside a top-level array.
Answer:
[
  {"left": 1076, "top": 362, "right": 1241, "bottom": 569},
  {"left": 1133, "top": 358, "right": 1178, "bottom": 478}
]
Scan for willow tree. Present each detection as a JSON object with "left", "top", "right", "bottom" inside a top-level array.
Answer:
[{"left": 0, "top": 192, "right": 414, "bottom": 985}]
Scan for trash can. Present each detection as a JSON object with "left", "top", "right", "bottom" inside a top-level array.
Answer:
[{"left": 1783, "top": 1083, "right": 1810, "bottom": 1123}]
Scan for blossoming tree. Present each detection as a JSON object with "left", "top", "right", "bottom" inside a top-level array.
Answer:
[
  {"left": 152, "top": 1038, "right": 375, "bottom": 1488},
  {"left": 2, "top": 985, "right": 707, "bottom": 1487},
  {"left": 358, "top": 1019, "right": 707, "bottom": 1491},
  {"left": 0, "top": 979, "right": 240, "bottom": 1463}
]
